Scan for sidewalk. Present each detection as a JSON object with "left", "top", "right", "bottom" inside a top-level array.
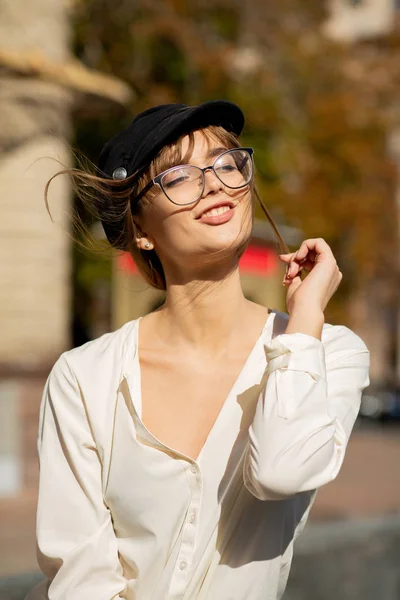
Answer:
[
  {"left": 312, "top": 424, "right": 400, "bottom": 520},
  {"left": 0, "top": 491, "right": 37, "bottom": 577}
]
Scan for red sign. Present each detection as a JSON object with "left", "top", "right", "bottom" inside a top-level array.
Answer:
[
  {"left": 239, "top": 245, "right": 278, "bottom": 275},
  {"left": 117, "top": 244, "right": 278, "bottom": 277}
]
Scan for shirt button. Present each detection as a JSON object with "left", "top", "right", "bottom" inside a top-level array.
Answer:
[
  {"left": 189, "top": 510, "right": 196, "bottom": 524},
  {"left": 190, "top": 464, "right": 197, "bottom": 474},
  {"left": 179, "top": 560, "right": 187, "bottom": 570}
]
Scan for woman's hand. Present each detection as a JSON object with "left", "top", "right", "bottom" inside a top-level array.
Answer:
[{"left": 278, "top": 238, "right": 342, "bottom": 339}]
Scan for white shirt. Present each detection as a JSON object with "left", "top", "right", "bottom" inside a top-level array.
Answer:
[{"left": 26, "top": 311, "right": 370, "bottom": 600}]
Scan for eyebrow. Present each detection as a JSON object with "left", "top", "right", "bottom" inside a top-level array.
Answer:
[
  {"left": 170, "top": 146, "right": 229, "bottom": 170},
  {"left": 207, "top": 146, "right": 229, "bottom": 159}
]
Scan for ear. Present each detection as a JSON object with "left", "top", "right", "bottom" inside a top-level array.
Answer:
[
  {"left": 132, "top": 216, "right": 154, "bottom": 251},
  {"left": 135, "top": 235, "right": 154, "bottom": 251}
]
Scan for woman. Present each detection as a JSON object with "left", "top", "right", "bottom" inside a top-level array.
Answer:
[{"left": 27, "top": 100, "right": 370, "bottom": 600}]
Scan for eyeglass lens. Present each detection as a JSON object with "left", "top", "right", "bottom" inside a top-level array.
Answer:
[{"left": 160, "top": 149, "right": 253, "bottom": 205}]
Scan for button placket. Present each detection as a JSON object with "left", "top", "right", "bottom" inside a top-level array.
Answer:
[
  {"left": 188, "top": 510, "right": 196, "bottom": 524},
  {"left": 168, "top": 462, "right": 203, "bottom": 598}
]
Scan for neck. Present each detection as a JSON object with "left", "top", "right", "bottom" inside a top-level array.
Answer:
[{"left": 159, "top": 265, "right": 249, "bottom": 354}]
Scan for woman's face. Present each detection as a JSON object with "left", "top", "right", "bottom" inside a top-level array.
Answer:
[{"left": 135, "top": 130, "right": 254, "bottom": 278}]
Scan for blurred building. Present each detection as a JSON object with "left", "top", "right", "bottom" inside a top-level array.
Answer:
[{"left": 0, "top": 0, "right": 132, "bottom": 499}]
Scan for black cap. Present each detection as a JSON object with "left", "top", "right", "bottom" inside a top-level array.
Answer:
[{"left": 97, "top": 100, "right": 245, "bottom": 247}]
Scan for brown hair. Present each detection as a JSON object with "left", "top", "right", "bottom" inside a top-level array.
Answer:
[{"left": 45, "top": 125, "right": 288, "bottom": 291}]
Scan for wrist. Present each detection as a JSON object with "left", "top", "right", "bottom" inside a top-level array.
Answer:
[
  {"left": 285, "top": 305, "right": 324, "bottom": 339},
  {"left": 288, "top": 300, "right": 325, "bottom": 316}
]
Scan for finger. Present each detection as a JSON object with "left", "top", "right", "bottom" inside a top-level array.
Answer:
[
  {"left": 296, "top": 258, "right": 316, "bottom": 273},
  {"left": 295, "top": 238, "right": 333, "bottom": 263},
  {"left": 278, "top": 253, "right": 296, "bottom": 263},
  {"left": 283, "top": 272, "right": 302, "bottom": 289},
  {"left": 286, "top": 252, "right": 320, "bottom": 278},
  {"left": 305, "top": 249, "right": 317, "bottom": 263},
  {"left": 286, "top": 260, "right": 303, "bottom": 279},
  {"left": 286, "top": 261, "right": 311, "bottom": 282},
  {"left": 282, "top": 242, "right": 325, "bottom": 276},
  {"left": 279, "top": 249, "right": 316, "bottom": 265},
  {"left": 295, "top": 241, "right": 316, "bottom": 263}
]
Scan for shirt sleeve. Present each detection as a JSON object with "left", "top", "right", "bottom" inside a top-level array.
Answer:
[
  {"left": 29, "top": 353, "right": 128, "bottom": 600},
  {"left": 243, "top": 324, "right": 370, "bottom": 501}
]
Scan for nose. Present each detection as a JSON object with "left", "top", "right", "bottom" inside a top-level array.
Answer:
[{"left": 202, "top": 167, "right": 223, "bottom": 197}]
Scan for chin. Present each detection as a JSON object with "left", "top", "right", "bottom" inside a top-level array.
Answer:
[{"left": 200, "top": 222, "right": 252, "bottom": 260}]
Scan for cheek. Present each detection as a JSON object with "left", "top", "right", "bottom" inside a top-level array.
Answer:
[
  {"left": 139, "top": 194, "right": 174, "bottom": 233},
  {"left": 235, "top": 190, "right": 254, "bottom": 223},
  {"left": 140, "top": 198, "right": 194, "bottom": 247}
]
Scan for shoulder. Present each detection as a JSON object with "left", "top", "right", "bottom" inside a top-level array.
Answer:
[
  {"left": 41, "top": 319, "right": 140, "bottom": 448},
  {"left": 49, "top": 318, "right": 139, "bottom": 386}
]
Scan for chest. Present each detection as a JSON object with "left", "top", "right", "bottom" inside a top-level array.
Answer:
[{"left": 139, "top": 357, "right": 249, "bottom": 462}]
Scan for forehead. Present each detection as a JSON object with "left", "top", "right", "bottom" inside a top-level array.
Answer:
[{"left": 180, "top": 129, "right": 228, "bottom": 162}]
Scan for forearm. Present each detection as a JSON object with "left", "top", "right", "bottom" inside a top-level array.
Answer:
[
  {"left": 243, "top": 325, "right": 370, "bottom": 501},
  {"left": 244, "top": 372, "right": 341, "bottom": 500}
]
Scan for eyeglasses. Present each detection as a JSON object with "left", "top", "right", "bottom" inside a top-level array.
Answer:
[{"left": 133, "top": 147, "right": 254, "bottom": 207}]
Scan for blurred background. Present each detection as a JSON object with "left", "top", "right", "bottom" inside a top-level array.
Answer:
[{"left": 0, "top": 0, "right": 399, "bottom": 598}]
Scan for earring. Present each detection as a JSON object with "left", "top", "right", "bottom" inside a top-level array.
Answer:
[{"left": 144, "top": 242, "right": 151, "bottom": 249}]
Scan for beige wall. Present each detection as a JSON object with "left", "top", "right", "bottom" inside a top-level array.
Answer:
[
  {"left": 0, "top": 135, "right": 72, "bottom": 367},
  {"left": 0, "top": 0, "right": 73, "bottom": 368}
]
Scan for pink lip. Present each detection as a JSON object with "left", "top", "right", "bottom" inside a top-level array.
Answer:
[
  {"left": 196, "top": 201, "right": 235, "bottom": 218},
  {"left": 197, "top": 206, "right": 234, "bottom": 225}
]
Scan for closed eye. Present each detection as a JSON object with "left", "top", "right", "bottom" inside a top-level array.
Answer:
[
  {"left": 163, "top": 175, "right": 189, "bottom": 189},
  {"left": 217, "top": 164, "right": 237, "bottom": 172}
]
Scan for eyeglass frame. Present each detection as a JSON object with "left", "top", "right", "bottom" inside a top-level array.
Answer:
[{"left": 131, "top": 147, "right": 255, "bottom": 207}]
